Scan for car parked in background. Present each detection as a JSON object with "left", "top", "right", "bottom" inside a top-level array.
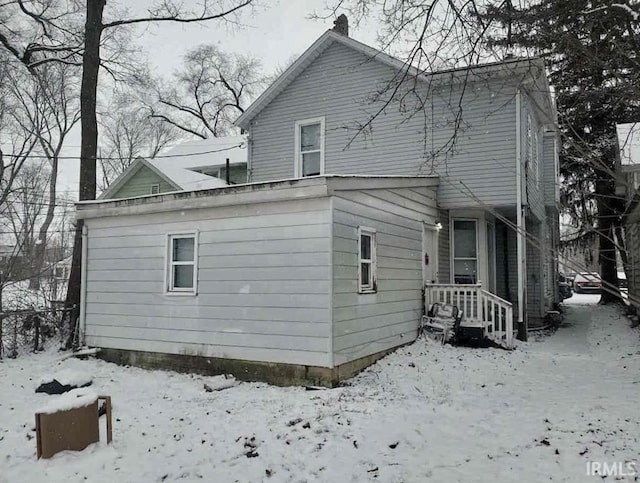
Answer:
[{"left": 573, "top": 272, "right": 602, "bottom": 293}]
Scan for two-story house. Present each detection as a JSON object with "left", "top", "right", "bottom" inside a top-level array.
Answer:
[{"left": 76, "top": 21, "right": 560, "bottom": 386}]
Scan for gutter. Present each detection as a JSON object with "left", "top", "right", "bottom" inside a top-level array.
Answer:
[
  {"left": 79, "top": 224, "right": 88, "bottom": 344},
  {"left": 515, "top": 89, "right": 528, "bottom": 341}
]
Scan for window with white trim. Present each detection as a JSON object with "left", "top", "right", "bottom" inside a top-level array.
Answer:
[
  {"left": 295, "top": 117, "right": 324, "bottom": 177},
  {"left": 150, "top": 184, "right": 160, "bottom": 195},
  {"left": 452, "top": 219, "right": 477, "bottom": 284},
  {"left": 167, "top": 234, "right": 197, "bottom": 293},
  {"left": 358, "top": 227, "right": 377, "bottom": 293}
]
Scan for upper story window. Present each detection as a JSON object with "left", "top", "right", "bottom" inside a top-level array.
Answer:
[
  {"left": 150, "top": 184, "right": 160, "bottom": 195},
  {"left": 294, "top": 117, "right": 325, "bottom": 177},
  {"left": 167, "top": 233, "right": 198, "bottom": 294}
]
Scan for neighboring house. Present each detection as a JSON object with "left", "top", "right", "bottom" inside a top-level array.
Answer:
[
  {"left": 77, "top": 21, "right": 560, "bottom": 386},
  {"left": 616, "top": 122, "right": 640, "bottom": 307},
  {"left": 100, "top": 136, "right": 247, "bottom": 199}
]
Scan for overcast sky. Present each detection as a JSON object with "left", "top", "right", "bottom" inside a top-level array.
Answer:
[{"left": 59, "top": 1, "right": 380, "bottom": 197}]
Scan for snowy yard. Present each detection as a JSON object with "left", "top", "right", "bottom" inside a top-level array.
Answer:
[{"left": 1, "top": 294, "right": 639, "bottom": 482}]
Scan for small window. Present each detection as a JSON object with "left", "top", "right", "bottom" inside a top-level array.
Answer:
[
  {"left": 358, "top": 227, "right": 377, "bottom": 293},
  {"left": 167, "top": 234, "right": 197, "bottom": 293},
  {"left": 150, "top": 184, "right": 160, "bottom": 195},
  {"left": 295, "top": 117, "right": 324, "bottom": 177}
]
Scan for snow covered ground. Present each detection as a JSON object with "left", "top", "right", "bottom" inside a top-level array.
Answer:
[{"left": 1, "top": 293, "right": 638, "bottom": 482}]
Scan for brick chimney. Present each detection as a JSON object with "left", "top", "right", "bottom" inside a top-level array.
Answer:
[{"left": 333, "top": 14, "right": 348, "bottom": 36}]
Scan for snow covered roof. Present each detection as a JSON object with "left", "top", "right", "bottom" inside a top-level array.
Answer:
[
  {"left": 617, "top": 122, "right": 640, "bottom": 169},
  {"left": 154, "top": 135, "right": 247, "bottom": 171},
  {"left": 151, "top": 161, "right": 229, "bottom": 191},
  {"left": 99, "top": 136, "right": 247, "bottom": 200},
  {"left": 79, "top": 175, "right": 439, "bottom": 220}
]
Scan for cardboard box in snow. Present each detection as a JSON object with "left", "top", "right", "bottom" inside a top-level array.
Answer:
[{"left": 35, "top": 389, "right": 112, "bottom": 459}]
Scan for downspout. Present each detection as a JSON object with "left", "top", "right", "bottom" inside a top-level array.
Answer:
[
  {"left": 79, "top": 224, "right": 88, "bottom": 345},
  {"left": 245, "top": 128, "right": 252, "bottom": 183},
  {"left": 515, "top": 90, "right": 527, "bottom": 341}
]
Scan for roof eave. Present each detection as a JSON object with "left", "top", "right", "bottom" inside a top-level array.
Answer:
[{"left": 236, "top": 28, "right": 546, "bottom": 129}]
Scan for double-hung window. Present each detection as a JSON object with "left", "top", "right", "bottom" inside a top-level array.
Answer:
[
  {"left": 295, "top": 117, "right": 324, "bottom": 177},
  {"left": 358, "top": 227, "right": 377, "bottom": 293},
  {"left": 167, "top": 233, "right": 198, "bottom": 294},
  {"left": 452, "top": 220, "right": 477, "bottom": 284}
]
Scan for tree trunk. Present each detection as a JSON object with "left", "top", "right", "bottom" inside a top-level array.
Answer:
[
  {"left": 65, "top": 0, "right": 105, "bottom": 348},
  {"left": 29, "top": 157, "right": 59, "bottom": 291},
  {"left": 596, "top": 175, "right": 622, "bottom": 304}
]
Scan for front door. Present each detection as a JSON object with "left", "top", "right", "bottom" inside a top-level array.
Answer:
[{"left": 422, "top": 224, "right": 439, "bottom": 285}]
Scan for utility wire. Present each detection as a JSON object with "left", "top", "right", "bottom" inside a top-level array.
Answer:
[{"left": 2, "top": 142, "right": 245, "bottom": 161}]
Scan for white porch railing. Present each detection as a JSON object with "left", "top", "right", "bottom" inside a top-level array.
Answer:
[{"left": 424, "top": 283, "right": 514, "bottom": 349}]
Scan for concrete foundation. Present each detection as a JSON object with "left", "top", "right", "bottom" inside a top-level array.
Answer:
[{"left": 98, "top": 344, "right": 410, "bottom": 387}]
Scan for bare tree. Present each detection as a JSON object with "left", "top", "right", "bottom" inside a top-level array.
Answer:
[
  {"left": 150, "top": 44, "right": 265, "bottom": 139},
  {"left": 0, "top": 162, "right": 51, "bottom": 358},
  {"left": 0, "top": 0, "right": 257, "bottom": 346},
  {"left": 98, "top": 90, "right": 182, "bottom": 189},
  {"left": 7, "top": 63, "right": 81, "bottom": 289}
]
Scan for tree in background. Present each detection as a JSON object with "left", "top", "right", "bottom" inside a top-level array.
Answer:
[
  {"left": 149, "top": 44, "right": 265, "bottom": 139},
  {"left": 10, "top": 63, "right": 81, "bottom": 289},
  {"left": 98, "top": 90, "right": 181, "bottom": 189},
  {"left": 478, "top": 0, "right": 640, "bottom": 303},
  {"left": 0, "top": 0, "right": 257, "bottom": 346}
]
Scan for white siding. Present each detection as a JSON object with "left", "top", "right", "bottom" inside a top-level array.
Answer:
[
  {"left": 331, "top": 186, "right": 437, "bottom": 365},
  {"left": 249, "top": 42, "right": 518, "bottom": 209},
  {"left": 437, "top": 210, "right": 451, "bottom": 283},
  {"left": 84, "top": 197, "right": 333, "bottom": 367}
]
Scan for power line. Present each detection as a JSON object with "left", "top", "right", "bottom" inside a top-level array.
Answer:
[{"left": 2, "top": 143, "right": 246, "bottom": 161}]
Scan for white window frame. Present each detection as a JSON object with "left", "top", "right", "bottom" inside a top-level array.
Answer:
[
  {"left": 451, "top": 218, "right": 479, "bottom": 285},
  {"left": 165, "top": 232, "right": 198, "bottom": 295},
  {"left": 358, "top": 226, "right": 377, "bottom": 293},
  {"left": 150, "top": 183, "right": 160, "bottom": 195},
  {"left": 294, "top": 116, "right": 325, "bottom": 178}
]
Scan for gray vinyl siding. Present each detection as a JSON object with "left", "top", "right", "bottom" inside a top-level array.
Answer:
[
  {"left": 437, "top": 209, "right": 450, "bottom": 283},
  {"left": 542, "top": 134, "right": 557, "bottom": 206},
  {"left": 331, "top": 186, "right": 437, "bottom": 365},
  {"left": 249, "top": 41, "right": 518, "bottom": 209},
  {"left": 522, "top": 99, "right": 545, "bottom": 222},
  {"left": 83, "top": 197, "right": 333, "bottom": 367},
  {"left": 112, "top": 165, "right": 177, "bottom": 199},
  {"left": 526, "top": 222, "right": 544, "bottom": 326}
]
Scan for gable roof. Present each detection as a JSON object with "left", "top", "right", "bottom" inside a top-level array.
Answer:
[
  {"left": 99, "top": 136, "right": 247, "bottom": 200},
  {"left": 99, "top": 158, "right": 179, "bottom": 200},
  {"left": 235, "top": 29, "right": 546, "bottom": 129}
]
